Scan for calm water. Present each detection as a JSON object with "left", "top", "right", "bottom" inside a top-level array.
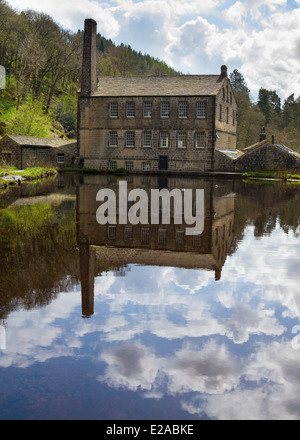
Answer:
[{"left": 0, "top": 174, "right": 300, "bottom": 420}]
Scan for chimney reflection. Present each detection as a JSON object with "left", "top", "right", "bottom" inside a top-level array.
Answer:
[{"left": 77, "top": 175, "right": 235, "bottom": 317}]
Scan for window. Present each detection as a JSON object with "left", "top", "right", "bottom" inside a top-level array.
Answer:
[
  {"left": 143, "top": 102, "right": 152, "bottom": 118},
  {"left": 219, "top": 104, "right": 222, "bottom": 121},
  {"left": 125, "top": 161, "right": 134, "bottom": 170},
  {"left": 177, "top": 132, "right": 187, "bottom": 148},
  {"left": 176, "top": 230, "right": 185, "bottom": 245},
  {"left": 158, "top": 229, "right": 167, "bottom": 244},
  {"left": 109, "top": 131, "right": 118, "bottom": 147},
  {"left": 160, "top": 132, "right": 169, "bottom": 148},
  {"left": 126, "top": 102, "right": 135, "bottom": 118},
  {"left": 222, "top": 88, "right": 225, "bottom": 100},
  {"left": 232, "top": 110, "right": 235, "bottom": 125},
  {"left": 161, "top": 102, "right": 170, "bottom": 118},
  {"left": 57, "top": 153, "right": 65, "bottom": 164},
  {"left": 178, "top": 102, "right": 187, "bottom": 118},
  {"left": 108, "top": 161, "right": 117, "bottom": 170},
  {"left": 108, "top": 226, "right": 116, "bottom": 240},
  {"left": 109, "top": 102, "right": 118, "bottom": 118},
  {"left": 143, "top": 131, "right": 152, "bottom": 147},
  {"left": 230, "top": 92, "right": 232, "bottom": 105},
  {"left": 196, "top": 102, "right": 207, "bottom": 118},
  {"left": 195, "top": 132, "right": 206, "bottom": 148},
  {"left": 125, "top": 131, "right": 135, "bottom": 148},
  {"left": 142, "top": 162, "right": 150, "bottom": 171},
  {"left": 226, "top": 107, "right": 229, "bottom": 124},
  {"left": 124, "top": 226, "right": 133, "bottom": 241},
  {"left": 141, "top": 228, "right": 150, "bottom": 244},
  {"left": 192, "top": 234, "right": 202, "bottom": 247}
]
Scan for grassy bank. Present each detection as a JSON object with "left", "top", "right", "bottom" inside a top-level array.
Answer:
[
  {"left": 0, "top": 166, "right": 58, "bottom": 191},
  {"left": 242, "top": 171, "right": 300, "bottom": 181}
]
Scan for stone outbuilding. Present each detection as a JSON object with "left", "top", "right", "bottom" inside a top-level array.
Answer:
[
  {"left": 235, "top": 140, "right": 300, "bottom": 172},
  {"left": 214, "top": 140, "right": 300, "bottom": 173},
  {"left": 0, "top": 135, "right": 78, "bottom": 169}
]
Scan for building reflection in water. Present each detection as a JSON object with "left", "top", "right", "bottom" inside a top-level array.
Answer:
[{"left": 77, "top": 175, "right": 236, "bottom": 318}]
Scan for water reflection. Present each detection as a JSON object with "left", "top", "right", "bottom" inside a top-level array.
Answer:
[{"left": 0, "top": 175, "right": 300, "bottom": 419}]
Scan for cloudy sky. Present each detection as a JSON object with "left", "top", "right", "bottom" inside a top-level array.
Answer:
[{"left": 5, "top": 0, "right": 300, "bottom": 101}]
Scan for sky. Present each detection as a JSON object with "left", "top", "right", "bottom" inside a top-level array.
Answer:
[{"left": 5, "top": 0, "right": 300, "bottom": 102}]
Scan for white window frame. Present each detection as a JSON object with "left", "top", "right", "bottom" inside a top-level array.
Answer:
[
  {"left": 195, "top": 132, "right": 206, "bottom": 149},
  {"left": 178, "top": 101, "right": 187, "bottom": 118},
  {"left": 109, "top": 102, "right": 118, "bottom": 118},
  {"left": 196, "top": 101, "right": 207, "bottom": 118},
  {"left": 108, "top": 161, "right": 117, "bottom": 169},
  {"left": 57, "top": 153, "right": 65, "bottom": 164},
  {"left": 126, "top": 102, "right": 135, "bottom": 118},
  {"left": 125, "top": 131, "right": 135, "bottom": 148},
  {"left": 125, "top": 161, "right": 134, "bottom": 170},
  {"left": 108, "top": 131, "right": 118, "bottom": 147},
  {"left": 177, "top": 132, "right": 187, "bottom": 148},
  {"left": 143, "top": 102, "right": 152, "bottom": 118},
  {"left": 161, "top": 102, "right": 170, "bottom": 118},
  {"left": 160, "top": 132, "right": 169, "bottom": 148},
  {"left": 143, "top": 131, "right": 152, "bottom": 147}
]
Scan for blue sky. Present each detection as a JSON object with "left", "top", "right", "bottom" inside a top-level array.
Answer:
[{"left": 6, "top": 0, "right": 300, "bottom": 101}]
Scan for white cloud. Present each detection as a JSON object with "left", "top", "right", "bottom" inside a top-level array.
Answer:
[{"left": 6, "top": 0, "right": 300, "bottom": 99}]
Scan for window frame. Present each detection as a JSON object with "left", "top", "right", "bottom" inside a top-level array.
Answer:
[
  {"left": 125, "top": 161, "right": 134, "bottom": 171},
  {"left": 143, "top": 102, "right": 153, "bottom": 118},
  {"left": 161, "top": 101, "right": 170, "bottom": 118},
  {"left": 108, "top": 131, "right": 118, "bottom": 147},
  {"left": 160, "top": 131, "right": 169, "bottom": 148},
  {"left": 196, "top": 101, "right": 207, "bottom": 119},
  {"left": 142, "top": 131, "right": 152, "bottom": 148},
  {"left": 108, "top": 161, "right": 117, "bottom": 170},
  {"left": 177, "top": 131, "right": 187, "bottom": 148},
  {"left": 126, "top": 102, "right": 135, "bottom": 118},
  {"left": 195, "top": 132, "right": 206, "bottom": 149},
  {"left": 178, "top": 101, "right": 188, "bottom": 118},
  {"left": 125, "top": 131, "right": 135, "bottom": 148},
  {"left": 109, "top": 102, "right": 118, "bottom": 118},
  {"left": 57, "top": 153, "right": 65, "bottom": 164}
]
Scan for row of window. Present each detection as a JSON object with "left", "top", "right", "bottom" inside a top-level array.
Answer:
[
  {"left": 109, "top": 101, "right": 207, "bottom": 119},
  {"left": 108, "top": 131, "right": 206, "bottom": 149},
  {"left": 219, "top": 105, "right": 236, "bottom": 125},
  {"left": 107, "top": 225, "right": 202, "bottom": 246}
]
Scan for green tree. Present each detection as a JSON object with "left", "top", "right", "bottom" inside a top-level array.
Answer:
[{"left": 257, "top": 88, "right": 281, "bottom": 125}]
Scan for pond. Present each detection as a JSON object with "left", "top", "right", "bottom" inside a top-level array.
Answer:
[{"left": 0, "top": 174, "right": 300, "bottom": 420}]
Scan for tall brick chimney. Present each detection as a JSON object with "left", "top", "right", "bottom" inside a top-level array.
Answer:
[
  {"left": 81, "top": 18, "right": 97, "bottom": 96},
  {"left": 220, "top": 65, "right": 228, "bottom": 78}
]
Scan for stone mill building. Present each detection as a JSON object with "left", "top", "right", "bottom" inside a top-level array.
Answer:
[{"left": 77, "top": 19, "right": 238, "bottom": 172}]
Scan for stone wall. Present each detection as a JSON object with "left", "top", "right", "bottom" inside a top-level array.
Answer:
[
  {"left": 214, "top": 149, "right": 235, "bottom": 172},
  {"left": 214, "top": 76, "right": 237, "bottom": 151},
  {"left": 79, "top": 96, "right": 216, "bottom": 171},
  {"left": 235, "top": 143, "right": 300, "bottom": 172}
]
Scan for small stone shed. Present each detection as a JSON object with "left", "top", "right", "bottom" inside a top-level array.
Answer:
[
  {"left": 0, "top": 135, "right": 77, "bottom": 169},
  {"left": 215, "top": 140, "right": 300, "bottom": 173}
]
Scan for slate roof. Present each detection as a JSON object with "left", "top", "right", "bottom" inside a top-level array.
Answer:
[
  {"left": 93, "top": 75, "right": 224, "bottom": 97},
  {"left": 1, "top": 135, "right": 76, "bottom": 149},
  {"left": 216, "top": 148, "right": 244, "bottom": 160}
]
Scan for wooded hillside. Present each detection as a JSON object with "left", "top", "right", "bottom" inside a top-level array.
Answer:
[{"left": 0, "top": 0, "right": 177, "bottom": 139}]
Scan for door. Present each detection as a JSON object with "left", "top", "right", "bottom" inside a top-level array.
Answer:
[{"left": 159, "top": 155, "right": 168, "bottom": 170}]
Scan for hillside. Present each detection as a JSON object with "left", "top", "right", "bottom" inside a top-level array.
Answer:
[{"left": 0, "top": 0, "right": 178, "bottom": 139}]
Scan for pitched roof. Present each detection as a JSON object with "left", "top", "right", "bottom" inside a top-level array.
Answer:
[
  {"left": 93, "top": 75, "right": 225, "bottom": 97},
  {"left": 1, "top": 135, "right": 76, "bottom": 148}
]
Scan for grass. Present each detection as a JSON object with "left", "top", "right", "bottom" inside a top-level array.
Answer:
[{"left": 242, "top": 170, "right": 300, "bottom": 180}]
